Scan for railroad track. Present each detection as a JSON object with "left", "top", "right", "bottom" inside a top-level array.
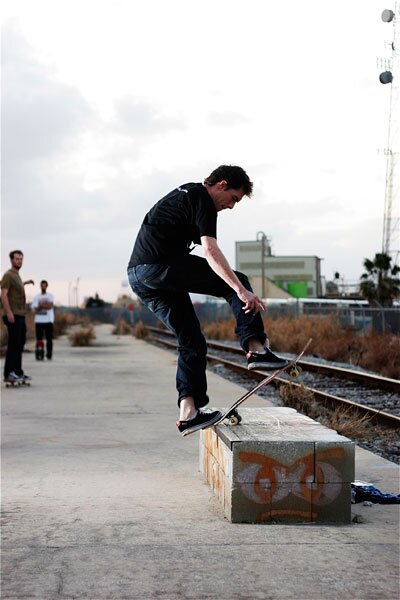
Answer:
[{"left": 147, "top": 326, "right": 400, "bottom": 430}]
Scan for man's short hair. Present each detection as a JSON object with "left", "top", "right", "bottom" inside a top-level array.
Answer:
[
  {"left": 9, "top": 250, "right": 24, "bottom": 260},
  {"left": 41, "top": 280, "right": 48, "bottom": 286},
  {"left": 204, "top": 165, "right": 253, "bottom": 196}
]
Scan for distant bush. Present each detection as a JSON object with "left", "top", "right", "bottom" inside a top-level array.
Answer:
[
  {"left": 54, "top": 312, "right": 78, "bottom": 337},
  {"left": 68, "top": 327, "right": 96, "bottom": 347},
  {"left": 112, "top": 319, "right": 132, "bottom": 335},
  {"left": 132, "top": 321, "right": 148, "bottom": 339}
]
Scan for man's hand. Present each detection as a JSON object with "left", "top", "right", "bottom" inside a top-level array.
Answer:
[
  {"left": 201, "top": 236, "right": 267, "bottom": 314},
  {"left": 237, "top": 289, "right": 266, "bottom": 314},
  {"left": 6, "top": 311, "right": 15, "bottom": 324}
]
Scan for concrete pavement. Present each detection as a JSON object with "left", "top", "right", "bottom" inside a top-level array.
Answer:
[{"left": 1, "top": 325, "right": 399, "bottom": 599}]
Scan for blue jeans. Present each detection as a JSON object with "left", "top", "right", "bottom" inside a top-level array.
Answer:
[{"left": 127, "top": 255, "right": 266, "bottom": 408}]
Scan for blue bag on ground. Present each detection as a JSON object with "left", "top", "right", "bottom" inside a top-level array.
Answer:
[{"left": 351, "top": 480, "right": 400, "bottom": 504}]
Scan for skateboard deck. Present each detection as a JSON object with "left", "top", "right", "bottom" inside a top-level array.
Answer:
[
  {"left": 36, "top": 341, "right": 45, "bottom": 360},
  {"left": 213, "top": 337, "right": 312, "bottom": 427}
]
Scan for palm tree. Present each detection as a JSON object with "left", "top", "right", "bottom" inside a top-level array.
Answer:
[{"left": 359, "top": 253, "right": 400, "bottom": 307}]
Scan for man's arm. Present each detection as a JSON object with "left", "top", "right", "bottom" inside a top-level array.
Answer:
[
  {"left": 1, "top": 288, "right": 14, "bottom": 323},
  {"left": 38, "top": 302, "right": 53, "bottom": 310},
  {"left": 23, "top": 279, "right": 34, "bottom": 286},
  {"left": 201, "top": 235, "right": 266, "bottom": 314}
]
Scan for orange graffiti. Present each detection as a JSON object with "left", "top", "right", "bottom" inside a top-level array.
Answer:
[{"left": 236, "top": 448, "right": 345, "bottom": 507}]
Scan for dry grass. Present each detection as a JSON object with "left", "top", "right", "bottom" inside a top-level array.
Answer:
[
  {"left": 112, "top": 319, "right": 132, "bottom": 335},
  {"left": 132, "top": 321, "right": 149, "bottom": 339},
  {"left": 203, "top": 315, "right": 400, "bottom": 379},
  {"left": 279, "top": 383, "right": 373, "bottom": 439},
  {"left": 54, "top": 312, "right": 79, "bottom": 337},
  {"left": 358, "top": 332, "right": 400, "bottom": 379},
  {"left": 203, "top": 318, "right": 237, "bottom": 341},
  {"left": 68, "top": 327, "right": 96, "bottom": 346}
]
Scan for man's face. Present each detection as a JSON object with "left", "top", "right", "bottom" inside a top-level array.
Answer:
[
  {"left": 11, "top": 253, "right": 23, "bottom": 270},
  {"left": 41, "top": 282, "right": 48, "bottom": 293},
  {"left": 208, "top": 180, "right": 245, "bottom": 212}
]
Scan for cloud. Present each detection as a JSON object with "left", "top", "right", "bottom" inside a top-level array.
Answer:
[
  {"left": 207, "top": 111, "right": 250, "bottom": 127},
  {"left": 2, "top": 21, "right": 95, "bottom": 244},
  {"left": 115, "top": 96, "right": 186, "bottom": 135},
  {"left": 2, "top": 22, "right": 92, "bottom": 167}
]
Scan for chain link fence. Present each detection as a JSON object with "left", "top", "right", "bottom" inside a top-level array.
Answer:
[{"left": 56, "top": 300, "right": 400, "bottom": 334}]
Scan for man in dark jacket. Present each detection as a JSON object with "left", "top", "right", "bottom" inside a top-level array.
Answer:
[{"left": 128, "top": 165, "right": 287, "bottom": 436}]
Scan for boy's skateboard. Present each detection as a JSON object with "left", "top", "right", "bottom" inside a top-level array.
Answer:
[
  {"left": 213, "top": 338, "right": 312, "bottom": 427},
  {"left": 36, "top": 340, "right": 45, "bottom": 360}
]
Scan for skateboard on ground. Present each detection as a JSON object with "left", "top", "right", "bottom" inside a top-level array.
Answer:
[
  {"left": 35, "top": 340, "right": 45, "bottom": 360},
  {"left": 4, "top": 377, "right": 31, "bottom": 388},
  {"left": 213, "top": 338, "right": 312, "bottom": 427},
  {"left": 4, "top": 379, "right": 22, "bottom": 388}
]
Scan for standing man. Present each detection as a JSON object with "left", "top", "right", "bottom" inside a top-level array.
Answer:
[
  {"left": 1, "top": 250, "right": 34, "bottom": 384},
  {"left": 127, "top": 165, "right": 287, "bottom": 436},
  {"left": 31, "top": 280, "right": 55, "bottom": 360}
]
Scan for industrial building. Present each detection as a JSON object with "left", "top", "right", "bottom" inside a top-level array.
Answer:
[{"left": 235, "top": 233, "right": 323, "bottom": 299}]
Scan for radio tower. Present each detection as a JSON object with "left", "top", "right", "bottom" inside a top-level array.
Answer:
[{"left": 379, "top": 6, "right": 400, "bottom": 262}]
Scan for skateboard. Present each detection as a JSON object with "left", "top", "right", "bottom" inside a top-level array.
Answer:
[
  {"left": 4, "top": 377, "right": 31, "bottom": 387},
  {"left": 36, "top": 340, "right": 45, "bottom": 360},
  {"left": 214, "top": 338, "right": 312, "bottom": 426},
  {"left": 5, "top": 380, "right": 22, "bottom": 388}
]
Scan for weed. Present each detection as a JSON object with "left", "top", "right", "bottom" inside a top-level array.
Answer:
[
  {"left": 133, "top": 321, "right": 149, "bottom": 339},
  {"left": 279, "top": 383, "right": 373, "bottom": 439},
  {"left": 54, "top": 312, "right": 78, "bottom": 337},
  {"left": 68, "top": 327, "right": 96, "bottom": 346},
  {"left": 113, "top": 319, "right": 132, "bottom": 335}
]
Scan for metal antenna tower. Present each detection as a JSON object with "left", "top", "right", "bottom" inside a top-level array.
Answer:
[{"left": 380, "top": 6, "right": 400, "bottom": 262}]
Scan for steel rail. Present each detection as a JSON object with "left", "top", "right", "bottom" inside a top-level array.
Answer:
[{"left": 148, "top": 332, "right": 400, "bottom": 429}]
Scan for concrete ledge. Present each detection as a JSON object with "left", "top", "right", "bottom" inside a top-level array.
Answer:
[{"left": 200, "top": 407, "right": 355, "bottom": 524}]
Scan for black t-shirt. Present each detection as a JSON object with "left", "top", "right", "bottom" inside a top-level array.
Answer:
[{"left": 128, "top": 183, "right": 217, "bottom": 266}]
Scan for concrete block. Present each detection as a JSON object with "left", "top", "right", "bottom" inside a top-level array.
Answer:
[
  {"left": 200, "top": 407, "right": 354, "bottom": 524},
  {"left": 314, "top": 441, "right": 355, "bottom": 483},
  {"left": 233, "top": 441, "right": 315, "bottom": 483},
  {"left": 311, "top": 482, "right": 352, "bottom": 523}
]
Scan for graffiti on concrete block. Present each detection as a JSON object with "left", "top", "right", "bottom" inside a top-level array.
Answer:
[{"left": 236, "top": 448, "right": 344, "bottom": 507}]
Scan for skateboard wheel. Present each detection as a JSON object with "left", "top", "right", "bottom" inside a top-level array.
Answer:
[
  {"left": 289, "top": 366, "right": 301, "bottom": 378},
  {"left": 229, "top": 415, "right": 240, "bottom": 426}
]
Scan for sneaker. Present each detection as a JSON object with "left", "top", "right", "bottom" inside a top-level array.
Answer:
[
  {"left": 176, "top": 409, "right": 223, "bottom": 437},
  {"left": 246, "top": 348, "right": 289, "bottom": 370},
  {"left": 21, "top": 374, "right": 32, "bottom": 381},
  {"left": 4, "top": 372, "right": 23, "bottom": 383}
]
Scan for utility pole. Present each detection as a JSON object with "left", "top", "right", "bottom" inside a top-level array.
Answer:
[
  {"left": 257, "top": 231, "right": 272, "bottom": 298},
  {"left": 379, "top": 6, "right": 400, "bottom": 262}
]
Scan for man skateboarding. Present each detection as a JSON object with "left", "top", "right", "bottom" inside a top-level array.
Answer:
[{"left": 127, "top": 165, "right": 287, "bottom": 436}]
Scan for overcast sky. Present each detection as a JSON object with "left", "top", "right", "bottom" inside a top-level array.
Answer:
[{"left": 1, "top": 0, "right": 398, "bottom": 305}]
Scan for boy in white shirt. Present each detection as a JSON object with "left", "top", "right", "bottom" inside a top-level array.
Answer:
[{"left": 31, "top": 280, "right": 55, "bottom": 360}]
